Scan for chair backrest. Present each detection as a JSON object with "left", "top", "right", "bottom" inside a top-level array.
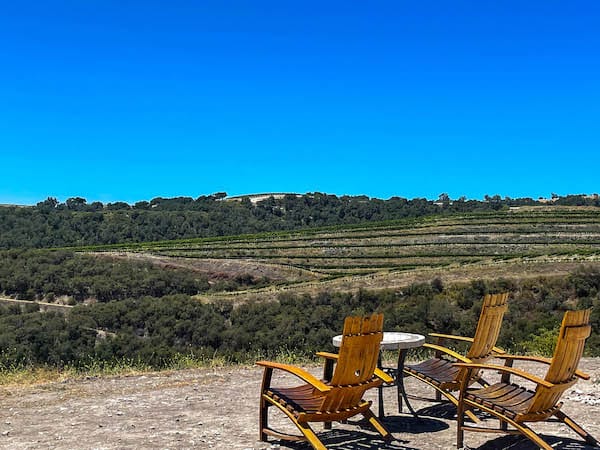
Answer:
[
  {"left": 465, "top": 292, "right": 509, "bottom": 363},
  {"left": 321, "top": 313, "right": 383, "bottom": 411},
  {"left": 529, "top": 309, "right": 592, "bottom": 413}
]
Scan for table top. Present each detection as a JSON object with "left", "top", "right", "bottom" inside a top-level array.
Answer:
[{"left": 332, "top": 331, "right": 425, "bottom": 350}]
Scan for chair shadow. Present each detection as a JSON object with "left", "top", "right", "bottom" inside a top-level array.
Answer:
[
  {"left": 470, "top": 434, "right": 599, "bottom": 450},
  {"left": 271, "top": 427, "right": 419, "bottom": 449},
  {"left": 414, "top": 402, "right": 459, "bottom": 420},
  {"left": 380, "top": 414, "right": 449, "bottom": 434},
  {"left": 413, "top": 401, "right": 493, "bottom": 422}
]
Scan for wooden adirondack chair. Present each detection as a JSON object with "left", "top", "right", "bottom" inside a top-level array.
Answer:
[
  {"left": 257, "top": 313, "right": 393, "bottom": 450},
  {"left": 456, "top": 308, "right": 599, "bottom": 450},
  {"left": 403, "top": 292, "right": 509, "bottom": 421}
]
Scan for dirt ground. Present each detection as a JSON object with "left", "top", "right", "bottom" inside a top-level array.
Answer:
[{"left": 1, "top": 359, "right": 600, "bottom": 450}]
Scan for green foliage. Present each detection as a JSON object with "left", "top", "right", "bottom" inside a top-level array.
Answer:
[
  {"left": 568, "top": 265, "right": 600, "bottom": 298},
  {"left": 0, "top": 310, "right": 97, "bottom": 369},
  {"left": 3, "top": 269, "right": 599, "bottom": 372},
  {"left": 0, "top": 296, "right": 227, "bottom": 369},
  {"left": 0, "top": 249, "right": 210, "bottom": 303},
  {"left": 520, "top": 327, "right": 559, "bottom": 356}
]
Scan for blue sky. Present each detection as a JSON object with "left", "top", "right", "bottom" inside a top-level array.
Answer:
[{"left": 1, "top": 1, "right": 599, "bottom": 205}]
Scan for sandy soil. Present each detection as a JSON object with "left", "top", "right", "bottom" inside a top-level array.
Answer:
[{"left": 1, "top": 359, "right": 600, "bottom": 450}]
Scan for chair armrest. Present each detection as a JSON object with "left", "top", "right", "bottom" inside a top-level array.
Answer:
[
  {"left": 496, "top": 354, "right": 590, "bottom": 380},
  {"left": 423, "top": 343, "right": 472, "bottom": 363},
  {"left": 428, "top": 333, "right": 506, "bottom": 355},
  {"left": 256, "top": 360, "right": 331, "bottom": 392},
  {"left": 375, "top": 368, "right": 394, "bottom": 383},
  {"left": 316, "top": 351, "right": 338, "bottom": 360},
  {"left": 454, "top": 362, "right": 554, "bottom": 388},
  {"left": 429, "top": 332, "right": 474, "bottom": 343},
  {"left": 497, "top": 354, "right": 552, "bottom": 365},
  {"left": 316, "top": 352, "right": 339, "bottom": 382}
]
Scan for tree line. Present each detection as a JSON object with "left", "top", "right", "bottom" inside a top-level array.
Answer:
[
  {"left": 1, "top": 267, "right": 599, "bottom": 370},
  {"left": 2, "top": 192, "right": 598, "bottom": 249}
]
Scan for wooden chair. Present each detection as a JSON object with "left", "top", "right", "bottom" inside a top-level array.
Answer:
[
  {"left": 456, "top": 309, "right": 599, "bottom": 450},
  {"left": 403, "top": 292, "right": 509, "bottom": 421},
  {"left": 257, "top": 313, "right": 393, "bottom": 450}
]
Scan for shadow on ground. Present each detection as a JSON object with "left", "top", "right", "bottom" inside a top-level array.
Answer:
[
  {"left": 258, "top": 392, "right": 600, "bottom": 450},
  {"left": 411, "top": 403, "right": 599, "bottom": 450},
  {"left": 268, "top": 427, "right": 418, "bottom": 450},
  {"left": 413, "top": 401, "right": 493, "bottom": 422},
  {"left": 466, "top": 434, "right": 599, "bottom": 450},
  {"left": 266, "top": 414, "right": 448, "bottom": 449},
  {"left": 381, "top": 414, "right": 449, "bottom": 434},
  {"left": 414, "top": 402, "right": 459, "bottom": 420}
]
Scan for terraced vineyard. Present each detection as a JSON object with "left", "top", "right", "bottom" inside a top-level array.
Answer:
[{"left": 95, "top": 206, "right": 600, "bottom": 302}]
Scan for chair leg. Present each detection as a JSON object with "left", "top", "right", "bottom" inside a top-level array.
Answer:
[
  {"left": 456, "top": 398, "right": 465, "bottom": 448},
  {"left": 362, "top": 408, "right": 393, "bottom": 443},
  {"left": 297, "top": 421, "right": 327, "bottom": 450},
  {"left": 404, "top": 371, "right": 479, "bottom": 422},
  {"left": 555, "top": 410, "right": 600, "bottom": 446},
  {"left": 259, "top": 367, "right": 273, "bottom": 442},
  {"left": 461, "top": 410, "right": 554, "bottom": 450},
  {"left": 259, "top": 396, "right": 269, "bottom": 442},
  {"left": 513, "top": 421, "right": 554, "bottom": 450}
]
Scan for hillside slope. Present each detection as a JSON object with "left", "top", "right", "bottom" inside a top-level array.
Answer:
[{"left": 91, "top": 207, "right": 600, "bottom": 305}]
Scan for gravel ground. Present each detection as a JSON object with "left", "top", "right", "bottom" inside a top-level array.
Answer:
[{"left": 1, "top": 359, "right": 599, "bottom": 450}]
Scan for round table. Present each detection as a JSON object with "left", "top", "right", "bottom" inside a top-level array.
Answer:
[
  {"left": 332, "top": 331, "right": 425, "bottom": 417},
  {"left": 332, "top": 331, "right": 425, "bottom": 350}
]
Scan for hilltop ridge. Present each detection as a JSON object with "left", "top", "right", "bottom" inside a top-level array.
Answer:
[{"left": 1, "top": 192, "right": 599, "bottom": 249}]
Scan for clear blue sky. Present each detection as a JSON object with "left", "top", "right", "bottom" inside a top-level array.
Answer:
[{"left": 1, "top": 1, "right": 599, "bottom": 205}]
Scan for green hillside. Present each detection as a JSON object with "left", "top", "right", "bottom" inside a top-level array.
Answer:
[
  {"left": 77, "top": 206, "right": 600, "bottom": 303},
  {"left": 2, "top": 205, "right": 600, "bottom": 375}
]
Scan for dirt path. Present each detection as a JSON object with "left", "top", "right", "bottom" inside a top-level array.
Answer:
[{"left": 1, "top": 359, "right": 600, "bottom": 450}]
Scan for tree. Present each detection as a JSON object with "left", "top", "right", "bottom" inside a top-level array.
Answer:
[
  {"left": 66, "top": 197, "right": 87, "bottom": 211},
  {"left": 37, "top": 197, "right": 59, "bottom": 210}
]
